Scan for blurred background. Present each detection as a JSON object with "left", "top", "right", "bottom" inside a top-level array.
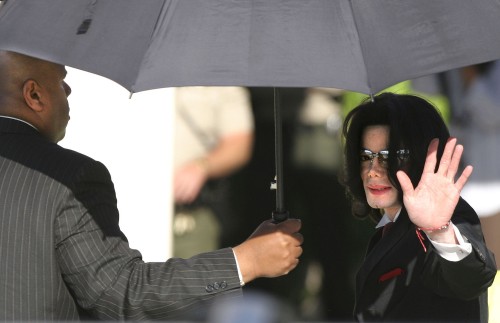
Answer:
[{"left": 61, "top": 61, "right": 500, "bottom": 322}]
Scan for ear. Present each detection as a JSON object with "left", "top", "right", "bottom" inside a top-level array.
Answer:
[{"left": 22, "top": 79, "right": 44, "bottom": 112}]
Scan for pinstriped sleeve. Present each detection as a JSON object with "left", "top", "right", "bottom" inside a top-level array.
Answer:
[{"left": 54, "top": 160, "right": 242, "bottom": 320}]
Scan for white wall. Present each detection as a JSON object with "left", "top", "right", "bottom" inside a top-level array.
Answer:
[{"left": 60, "top": 68, "right": 173, "bottom": 262}]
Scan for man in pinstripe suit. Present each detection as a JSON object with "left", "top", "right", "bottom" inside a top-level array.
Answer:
[{"left": 0, "top": 50, "right": 303, "bottom": 321}]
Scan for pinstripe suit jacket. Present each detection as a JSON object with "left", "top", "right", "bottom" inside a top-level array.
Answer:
[{"left": 0, "top": 118, "right": 242, "bottom": 320}]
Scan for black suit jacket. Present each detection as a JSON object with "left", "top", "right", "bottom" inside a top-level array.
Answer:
[
  {"left": 0, "top": 118, "right": 242, "bottom": 320},
  {"left": 354, "top": 198, "right": 496, "bottom": 322}
]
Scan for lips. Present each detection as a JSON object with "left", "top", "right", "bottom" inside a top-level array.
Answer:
[{"left": 367, "top": 184, "right": 392, "bottom": 195}]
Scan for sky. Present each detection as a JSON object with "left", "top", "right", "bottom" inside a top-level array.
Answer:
[{"left": 60, "top": 67, "right": 174, "bottom": 262}]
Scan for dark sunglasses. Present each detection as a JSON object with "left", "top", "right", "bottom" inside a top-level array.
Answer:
[{"left": 360, "top": 148, "right": 410, "bottom": 166}]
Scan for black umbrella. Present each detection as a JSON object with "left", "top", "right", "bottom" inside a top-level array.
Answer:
[{"left": 2, "top": 0, "right": 500, "bottom": 221}]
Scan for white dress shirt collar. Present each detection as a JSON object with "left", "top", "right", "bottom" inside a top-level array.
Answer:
[
  {"left": 375, "top": 208, "right": 402, "bottom": 229},
  {"left": 0, "top": 115, "right": 39, "bottom": 131}
]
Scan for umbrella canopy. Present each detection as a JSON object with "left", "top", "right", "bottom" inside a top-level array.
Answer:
[
  {"left": 2, "top": 0, "right": 500, "bottom": 220},
  {"left": 1, "top": 0, "right": 500, "bottom": 94}
]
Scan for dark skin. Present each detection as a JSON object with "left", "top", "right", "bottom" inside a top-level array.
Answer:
[{"left": 0, "top": 51, "right": 71, "bottom": 143}]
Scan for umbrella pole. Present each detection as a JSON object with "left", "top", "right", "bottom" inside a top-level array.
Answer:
[{"left": 272, "top": 87, "right": 289, "bottom": 223}]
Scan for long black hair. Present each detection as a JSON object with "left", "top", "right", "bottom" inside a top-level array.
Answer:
[{"left": 341, "top": 92, "right": 450, "bottom": 222}]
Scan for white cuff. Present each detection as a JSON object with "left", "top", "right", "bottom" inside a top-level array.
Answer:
[
  {"left": 231, "top": 248, "right": 245, "bottom": 286},
  {"left": 428, "top": 223, "right": 472, "bottom": 262}
]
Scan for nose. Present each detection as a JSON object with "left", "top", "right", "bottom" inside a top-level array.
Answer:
[
  {"left": 64, "top": 82, "right": 72, "bottom": 96},
  {"left": 367, "top": 157, "right": 385, "bottom": 177}
]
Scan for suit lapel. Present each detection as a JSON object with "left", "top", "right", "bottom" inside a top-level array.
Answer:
[{"left": 356, "top": 210, "right": 413, "bottom": 295}]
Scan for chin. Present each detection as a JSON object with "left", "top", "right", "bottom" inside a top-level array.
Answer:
[
  {"left": 367, "top": 198, "right": 396, "bottom": 211},
  {"left": 55, "top": 132, "right": 66, "bottom": 143}
]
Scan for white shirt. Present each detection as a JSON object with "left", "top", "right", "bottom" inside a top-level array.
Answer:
[{"left": 231, "top": 249, "right": 245, "bottom": 286}]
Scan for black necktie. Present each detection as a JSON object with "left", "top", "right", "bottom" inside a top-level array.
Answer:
[{"left": 382, "top": 221, "right": 394, "bottom": 238}]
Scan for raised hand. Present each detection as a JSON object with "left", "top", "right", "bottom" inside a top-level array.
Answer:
[
  {"left": 396, "top": 138, "right": 473, "bottom": 242},
  {"left": 233, "top": 218, "right": 303, "bottom": 283}
]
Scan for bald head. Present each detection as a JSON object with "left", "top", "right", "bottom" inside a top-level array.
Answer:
[
  {"left": 0, "top": 50, "right": 71, "bottom": 142},
  {"left": 0, "top": 51, "right": 25, "bottom": 105},
  {"left": 0, "top": 51, "right": 59, "bottom": 106}
]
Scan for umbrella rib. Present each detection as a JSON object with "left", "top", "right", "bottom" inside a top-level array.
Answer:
[
  {"left": 130, "top": 0, "right": 169, "bottom": 93},
  {"left": 348, "top": 0, "right": 373, "bottom": 94}
]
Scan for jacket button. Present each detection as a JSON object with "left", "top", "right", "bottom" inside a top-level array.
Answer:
[
  {"left": 220, "top": 281, "right": 227, "bottom": 289},
  {"left": 205, "top": 284, "right": 214, "bottom": 293}
]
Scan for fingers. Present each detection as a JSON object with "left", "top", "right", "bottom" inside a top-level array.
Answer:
[
  {"left": 292, "top": 232, "right": 304, "bottom": 246},
  {"left": 173, "top": 162, "right": 208, "bottom": 203},
  {"left": 425, "top": 138, "right": 468, "bottom": 183},
  {"left": 396, "top": 170, "right": 413, "bottom": 194},
  {"left": 235, "top": 218, "right": 304, "bottom": 282},
  {"left": 446, "top": 142, "right": 463, "bottom": 180},
  {"left": 445, "top": 139, "right": 473, "bottom": 190},
  {"left": 249, "top": 219, "right": 302, "bottom": 244},
  {"left": 268, "top": 219, "right": 303, "bottom": 260},
  {"left": 422, "top": 138, "right": 439, "bottom": 174},
  {"left": 173, "top": 181, "right": 200, "bottom": 204},
  {"left": 275, "top": 219, "right": 303, "bottom": 246},
  {"left": 276, "top": 218, "right": 302, "bottom": 233},
  {"left": 436, "top": 137, "right": 457, "bottom": 176},
  {"left": 455, "top": 165, "right": 473, "bottom": 191},
  {"left": 279, "top": 232, "right": 303, "bottom": 274},
  {"left": 436, "top": 138, "right": 472, "bottom": 185}
]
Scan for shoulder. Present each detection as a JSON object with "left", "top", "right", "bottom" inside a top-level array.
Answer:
[
  {"left": 3, "top": 131, "right": 110, "bottom": 187},
  {"left": 451, "top": 197, "right": 483, "bottom": 239},
  {"left": 453, "top": 197, "right": 480, "bottom": 226},
  {"left": 44, "top": 143, "right": 113, "bottom": 188}
]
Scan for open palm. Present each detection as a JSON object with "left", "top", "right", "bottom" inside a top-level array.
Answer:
[{"left": 396, "top": 138, "right": 473, "bottom": 229}]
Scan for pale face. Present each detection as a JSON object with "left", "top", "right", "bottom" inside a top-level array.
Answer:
[{"left": 360, "top": 125, "right": 401, "bottom": 219}]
